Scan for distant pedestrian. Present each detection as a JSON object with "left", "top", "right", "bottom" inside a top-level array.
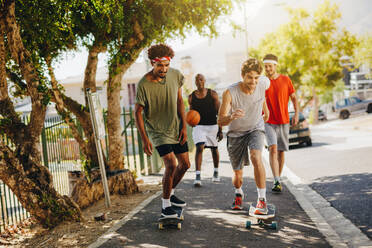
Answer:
[
  {"left": 188, "top": 74, "right": 223, "bottom": 186},
  {"left": 218, "top": 58, "right": 271, "bottom": 214},
  {"left": 135, "top": 44, "right": 190, "bottom": 218},
  {"left": 263, "top": 54, "right": 299, "bottom": 193}
]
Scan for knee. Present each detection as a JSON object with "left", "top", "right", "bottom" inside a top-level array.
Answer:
[
  {"left": 196, "top": 145, "right": 204, "bottom": 153},
  {"left": 250, "top": 153, "right": 262, "bottom": 166},
  {"left": 181, "top": 160, "right": 191, "bottom": 171},
  {"left": 269, "top": 146, "right": 278, "bottom": 155}
]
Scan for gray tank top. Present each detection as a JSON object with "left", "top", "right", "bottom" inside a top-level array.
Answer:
[{"left": 227, "top": 76, "right": 270, "bottom": 137}]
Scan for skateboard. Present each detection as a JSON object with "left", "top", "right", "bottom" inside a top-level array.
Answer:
[
  {"left": 246, "top": 203, "right": 277, "bottom": 230},
  {"left": 158, "top": 206, "right": 184, "bottom": 230}
]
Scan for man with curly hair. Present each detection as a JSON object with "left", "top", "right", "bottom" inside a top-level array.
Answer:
[
  {"left": 135, "top": 44, "right": 190, "bottom": 218},
  {"left": 218, "top": 58, "right": 270, "bottom": 214}
]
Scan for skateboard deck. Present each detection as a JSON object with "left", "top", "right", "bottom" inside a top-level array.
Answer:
[
  {"left": 158, "top": 206, "right": 184, "bottom": 230},
  {"left": 246, "top": 203, "right": 277, "bottom": 230}
]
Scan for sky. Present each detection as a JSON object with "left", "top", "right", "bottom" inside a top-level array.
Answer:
[
  {"left": 53, "top": 0, "right": 372, "bottom": 80},
  {"left": 53, "top": 0, "right": 267, "bottom": 80}
]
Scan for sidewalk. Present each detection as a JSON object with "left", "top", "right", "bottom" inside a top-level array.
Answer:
[{"left": 89, "top": 140, "right": 331, "bottom": 248}]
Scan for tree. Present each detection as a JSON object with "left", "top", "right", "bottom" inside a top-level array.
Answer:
[
  {"left": 353, "top": 33, "right": 372, "bottom": 78},
  {"left": 65, "top": 0, "right": 237, "bottom": 171},
  {"left": 250, "top": 0, "right": 358, "bottom": 123},
  {"left": 0, "top": 0, "right": 238, "bottom": 227},
  {"left": 0, "top": 0, "right": 82, "bottom": 228}
]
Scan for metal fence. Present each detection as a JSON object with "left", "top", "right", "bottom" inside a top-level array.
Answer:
[{"left": 0, "top": 107, "right": 164, "bottom": 232}]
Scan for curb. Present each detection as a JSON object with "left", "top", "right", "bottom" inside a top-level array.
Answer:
[
  {"left": 262, "top": 150, "right": 372, "bottom": 248},
  {"left": 88, "top": 190, "right": 162, "bottom": 248}
]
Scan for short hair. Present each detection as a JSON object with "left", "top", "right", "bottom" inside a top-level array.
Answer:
[
  {"left": 241, "top": 58, "right": 263, "bottom": 76},
  {"left": 147, "top": 44, "right": 175, "bottom": 61},
  {"left": 195, "top": 74, "right": 205, "bottom": 80},
  {"left": 263, "top": 54, "right": 278, "bottom": 62}
]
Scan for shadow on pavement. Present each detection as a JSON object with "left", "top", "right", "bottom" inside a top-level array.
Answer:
[
  {"left": 310, "top": 173, "right": 372, "bottom": 239},
  {"left": 99, "top": 176, "right": 330, "bottom": 248}
]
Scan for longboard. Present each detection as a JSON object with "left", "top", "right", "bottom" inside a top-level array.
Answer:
[
  {"left": 158, "top": 206, "right": 184, "bottom": 230},
  {"left": 246, "top": 203, "right": 277, "bottom": 230}
]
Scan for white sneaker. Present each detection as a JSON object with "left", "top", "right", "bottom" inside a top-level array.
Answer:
[{"left": 212, "top": 176, "right": 220, "bottom": 182}]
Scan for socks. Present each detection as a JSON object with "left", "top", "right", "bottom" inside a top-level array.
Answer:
[
  {"left": 214, "top": 168, "right": 218, "bottom": 173},
  {"left": 257, "top": 187, "right": 266, "bottom": 200},
  {"left": 274, "top": 176, "right": 280, "bottom": 183},
  {"left": 196, "top": 170, "right": 201, "bottom": 175},
  {"left": 162, "top": 198, "right": 171, "bottom": 209},
  {"left": 235, "top": 187, "right": 244, "bottom": 198},
  {"left": 170, "top": 188, "right": 175, "bottom": 196}
]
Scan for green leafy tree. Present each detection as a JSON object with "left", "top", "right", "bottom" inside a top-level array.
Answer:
[
  {"left": 353, "top": 33, "right": 372, "bottom": 78},
  {"left": 0, "top": 0, "right": 82, "bottom": 228},
  {"left": 250, "top": 0, "right": 358, "bottom": 122},
  {"left": 65, "top": 0, "right": 237, "bottom": 171}
]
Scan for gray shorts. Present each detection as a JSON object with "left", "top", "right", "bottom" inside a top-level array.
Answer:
[
  {"left": 227, "top": 130, "right": 264, "bottom": 171},
  {"left": 264, "top": 123, "right": 289, "bottom": 151}
]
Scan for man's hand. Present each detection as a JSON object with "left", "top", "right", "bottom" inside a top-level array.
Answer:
[
  {"left": 143, "top": 137, "right": 153, "bottom": 156},
  {"left": 216, "top": 130, "right": 223, "bottom": 142},
  {"left": 230, "top": 108, "right": 245, "bottom": 120},
  {"left": 291, "top": 113, "right": 299, "bottom": 126},
  {"left": 178, "top": 126, "right": 188, "bottom": 145},
  {"left": 263, "top": 112, "right": 269, "bottom": 122}
]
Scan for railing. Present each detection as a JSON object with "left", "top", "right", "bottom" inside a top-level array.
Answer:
[{"left": 0, "top": 107, "right": 164, "bottom": 233}]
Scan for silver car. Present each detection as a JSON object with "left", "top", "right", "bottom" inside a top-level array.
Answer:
[{"left": 334, "top": 96, "right": 372, "bottom": 119}]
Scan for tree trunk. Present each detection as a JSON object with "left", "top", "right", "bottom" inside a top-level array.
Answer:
[
  {"left": 0, "top": 144, "right": 82, "bottom": 228},
  {"left": 107, "top": 65, "right": 126, "bottom": 171}
]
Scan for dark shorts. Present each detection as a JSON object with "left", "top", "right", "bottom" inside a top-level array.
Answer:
[{"left": 155, "top": 142, "right": 189, "bottom": 157}]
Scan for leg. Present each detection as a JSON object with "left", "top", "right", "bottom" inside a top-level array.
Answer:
[
  {"left": 173, "top": 152, "right": 191, "bottom": 188},
  {"left": 249, "top": 149, "right": 266, "bottom": 189},
  {"left": 195, "top": 143, "right": 205, "bottom": 172},
  {"left": 232, "top": 169, "right": 243, "bottom": 189},
  {"left": 278, "top": 150, "right": 285, "bottom": 176},
  {"left": 161, "top": 153, "right": 178, "bottom": 199},
  {"left": 211, "top": 147, "right": 219, "bottom": 169},
  {"left": 268, "top": 145, "right": 280, "bottom": 178}
]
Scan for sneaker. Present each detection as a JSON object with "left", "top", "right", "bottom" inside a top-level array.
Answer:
[
  {"left": 212, "top": 171, "right": 220, "bottom": 182},
  {"left": 194, "top": 174, "right": 201, "bottom": 187},
  {"left": 272, "top": 181, "right": 282, "bottom": 193},
  {"left": 231, "top": 194, "right": 243, "bottom": 210},
  {"left": 161, "top": 206, "right": 178, "bottom": 218},
  {"left": 170, "top": 195, "right": 186, "bottom": 207},
  {"left": 254, "top": 198, "right": 268, "bottom": 215}
]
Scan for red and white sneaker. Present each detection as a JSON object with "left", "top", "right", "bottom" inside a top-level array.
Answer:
[
  {"left": 254, "top": 198, "right": 268, "bottom": 215},
  {"left": 231, "top": 194, "right": 243, "bottom": 210}
]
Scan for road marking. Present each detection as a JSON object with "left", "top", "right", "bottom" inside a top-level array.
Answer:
[{"left": 262, "top": 150, "right": 372, "bottom": 248}]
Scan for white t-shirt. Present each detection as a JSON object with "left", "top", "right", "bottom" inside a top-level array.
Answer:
[{"left": 227, "top": 76, "right": 270, "bottom": 137}]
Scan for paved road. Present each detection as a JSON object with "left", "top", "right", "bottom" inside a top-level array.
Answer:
[
  {"left": 96, "top": 140, "right": 330, "bottom": 248},
  {"left": 286, "top": 114, "right": 372, "bottom": 240}
]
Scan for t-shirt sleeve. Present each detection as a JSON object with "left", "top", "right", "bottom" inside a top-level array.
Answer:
[
  {"left": 178, "top": 72, "right": 185, "bottom": 88},
  {"left": 287, "top": 77, "right": 295, "bottom": 95},
  {"left": 135, "top": 83, "right": 146, "bottom": 107}
]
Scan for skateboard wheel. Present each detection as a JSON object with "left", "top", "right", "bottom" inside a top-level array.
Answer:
[
  {"left": 177, "top": 223, "right": 181, "bottom": 230},
  {"left": 159, "top": 223, "right": 164, "bottom": 230},
  {"left": 180, "top": 215, "right": 184, "bottom": 221},
  {"left": 271, "top": 221, "right": 278, "bottom": 230},
  {"left": 245, "top": 220, "right": 251, "bottom": 229}
]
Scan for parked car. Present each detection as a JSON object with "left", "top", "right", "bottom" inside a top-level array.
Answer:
[
  {"left": 334, "top": 96, "right": 372, "bottom": 119},
  {"left": 318, "top": 109, "right": 327, "bottom": 121},
  {"left": 289, "top": 112, "right": 312, "bottom": 147}
]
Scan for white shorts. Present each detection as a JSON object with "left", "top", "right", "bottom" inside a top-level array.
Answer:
[{"left": 192, "top": 125, "right": 219, "bottom": 148}]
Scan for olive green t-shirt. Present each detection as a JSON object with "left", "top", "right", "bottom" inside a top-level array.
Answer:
[{"left": 136, "top": 68, "right": 184, "bottom": 147}]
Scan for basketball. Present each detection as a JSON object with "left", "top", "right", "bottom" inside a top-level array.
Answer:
[{"left": 186, "top": 110, "right": 200, "bottom": 127}]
